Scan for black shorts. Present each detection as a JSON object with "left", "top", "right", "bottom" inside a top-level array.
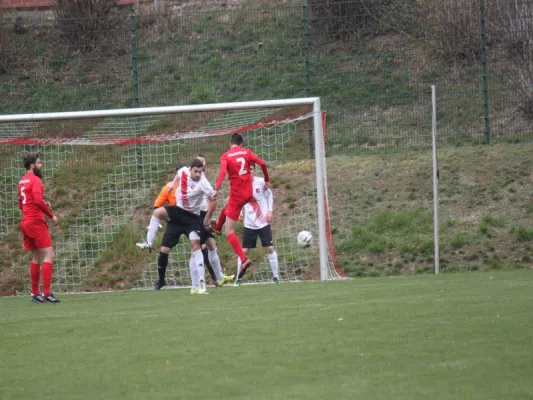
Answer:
[
  {"left": 242, "top": 225, "right": 273, "bottom": 249},
  {"left": 161, "top": 206, "right": 202, "bottom": 248}
]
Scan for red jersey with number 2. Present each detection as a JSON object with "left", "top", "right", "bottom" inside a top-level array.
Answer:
[
  {"left": 215, "top": 145, "right": 269, "bottom": 197},
  {"left": 18, "top": 172, "right": 54, "bottom": 221}
]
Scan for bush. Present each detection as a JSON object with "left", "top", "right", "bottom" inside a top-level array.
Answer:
[
  {"left": 53, "top": 0, "right": 125, "bottom": 52},
  {"left": 499, "top": 1, "right": 533, "bottom": 119},
  {"left": 420, "top": 0, "right": 508, "bottom": 64},
  {"left": 308, "top": 0, "right": 418, "bottom": 43}
]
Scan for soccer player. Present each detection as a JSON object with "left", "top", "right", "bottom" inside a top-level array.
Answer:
[
  {"left": 212, "top": 133, "right": 271, "bottom": 276},
  {"left": 147, "top": 158, "right": 217, "bottom": 294},
  {"left": 17, "top": 153, "right": 60, "bottom": 303},
  {"left": 235, "top": 164, "right": 280, "bottom": 286},
  {"left": 137, "top": 158, "right": 232, "bottom": 288}
]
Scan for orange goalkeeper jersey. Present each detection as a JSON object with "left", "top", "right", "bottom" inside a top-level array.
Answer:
[{"left": 153, "top": 183, "right": 177, "bottom": 208}]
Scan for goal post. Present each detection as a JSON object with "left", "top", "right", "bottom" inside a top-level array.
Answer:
[{"left": 0, "top": 98, "right": 342, "bottom": 295}]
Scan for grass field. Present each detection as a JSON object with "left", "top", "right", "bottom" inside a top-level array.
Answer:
[{"left": 1, "top": 271, "right": 532, "bottom": 400}]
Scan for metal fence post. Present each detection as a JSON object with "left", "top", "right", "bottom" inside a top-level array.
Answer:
[{"left": 479, "top": 0, "right": 491, "bottom": 144}]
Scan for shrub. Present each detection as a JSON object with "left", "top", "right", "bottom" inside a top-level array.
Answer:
[
  {"left": 499, "top": 1, "right": 533, "bottom": 119},
  {"left": 53, "top": 0, "right": 124, "bottom": 52},
  {"left": 308, "top": 0, "right": 418, "bottom": 43}
]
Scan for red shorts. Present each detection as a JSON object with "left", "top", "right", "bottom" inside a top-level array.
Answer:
[
  {"left": 225, "top": 194, "right": 258, "bottom": 221},
  {"left": 21, "top": 219, "right": 53, "bottom": 250}
]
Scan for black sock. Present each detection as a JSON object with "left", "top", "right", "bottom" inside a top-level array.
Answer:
[
  {"left": 202, "top": 247, "right": 217, "bottom": 282},
  {"left": 238, "top": 264, "right": 249, "bottom": 280},
  {"left": 157, "top": 252, "right": 169, "bottom": 282}
]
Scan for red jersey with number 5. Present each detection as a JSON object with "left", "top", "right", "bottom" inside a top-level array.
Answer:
[
  {"left": 18, "top": 172, "right": 54, "bottom": 221},
  {"left": 215, "top": 145, "right": 270, "bottom": 196}
]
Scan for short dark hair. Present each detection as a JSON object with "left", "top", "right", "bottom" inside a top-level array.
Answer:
[
  {"left": 190, "top": 158, "right": 204, "bottom": 169},
  {"left": 23, "top": 153, "right": 39, "bottom": 170},
  {"left": 231, "top": 133, "right": 243, "bottom": 145}
]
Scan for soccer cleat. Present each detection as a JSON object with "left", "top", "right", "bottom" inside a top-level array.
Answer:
[
  {"left": 198, "top": 279, "right": 207, "bottom": 294},
  {"left": 190, "top": 287, "right": 199, "bottom": 294},
  {"left": 31, "top": 293, "right": 46, "bottom": 304},
  {"left": 153, "top": 280, "right": 166, "bottom": 290},
  {"left": 216, "top": 274, "right": 235, "bottom": 287},
  {"left": 273, "top": 277, "right": 281, "bottom": 284},
  {"left": 136, "top": 240, "right": 152, "bottom": 252},
  {"left": 43, "top": 293, "right": 61, "bottom": 303},
  {"left": 233, "top": 279, "right": 241, "bottom": 287}
]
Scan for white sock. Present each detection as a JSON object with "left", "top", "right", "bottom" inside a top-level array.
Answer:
[
  {"left": 193, "top": 249, "right": 205, "bottom": 282},
  {"left": 146, "top": 216, "right": 160, "bottom": 247},
  {"left": 190, "top": 257, "right": 199, "bottom": 288},
  {"left": 208, "top": 249, "right": 224, "bottom": 280},
  {"left": 269, "top": 251, "right": 279, "bottom": 278},
  {"left": 236, "top": 257, "right": 242, "bottom": 279}
]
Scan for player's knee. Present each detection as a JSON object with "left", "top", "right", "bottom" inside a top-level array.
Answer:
[
  {"left": 206, "top": 238, "right": 216, "bottom": 250},
  {"left": 153, "top": 207, "right": 167, "bottom": 219},
  {"left": 160, "top": 246, "right": 171, "bottom": 254},
  {"left": 266, "top": 246, "right": 275, "bottom": 254},
  {"left": 190, "top": 240, "right": 201, "bottom": 252}
]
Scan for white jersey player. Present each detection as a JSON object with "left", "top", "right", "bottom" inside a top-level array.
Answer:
[
  {"left": 137, "top": 158, "right": 217, "bottom": 293},
  {"left": 235, "top": 164, "right": 280, "bottom": 286}
]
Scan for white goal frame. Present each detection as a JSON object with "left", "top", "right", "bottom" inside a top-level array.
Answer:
[{"left": 0, "top": 97, "right": 330, "bottom": 281}]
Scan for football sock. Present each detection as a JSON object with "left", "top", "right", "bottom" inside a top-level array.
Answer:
[
  {"left": 268, "top": 251, "right": 279, "bottom": 278},
  {"left": 189, "top": 257, "right": 199, "bottom": 288},
  {"left": 30, "top": 262, "right": 40, "bottom": 295},
  {"left": 202, "top": 247, "right": 216, "bottom": 282},
  {"left": 215, "top": 208, "right": 227, "bottom": 231},
  {"left": 193, "top": 249, "right": 205, "bottom": 282},
  {"left": 146, "top": 216, "right": 160, "bottom": 247},
  {"left": 208, "top": 249, "right": 224, "bottom": 281},
  {"left": 42, "top": 262, "right": 53, "bottom": 296},
  {"left": 236, "top": 256, "right": 250, "bottom": 279},
  {"left": 157, "top": 252, "right": 169, "bottom": 282},
  {"left": 227, "top": 232, "right": 246, "bottom": 262}
]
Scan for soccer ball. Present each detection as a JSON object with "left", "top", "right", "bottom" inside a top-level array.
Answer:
[{"left": 297, "top": 230, "right": 313, "bottom": 248}]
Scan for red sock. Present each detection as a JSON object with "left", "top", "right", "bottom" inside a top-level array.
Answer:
[
  {"left": 30, "top": 263, "right": 40, "bottom": 295},
  {"left": 227, "top": 232, "right": 246, "bottom": 262},
  {"left": 215, "top": 208, "right": 227, "bottom": 231},
  {"left": 42, "top": 262, "right": 53, "bottom": 296}
]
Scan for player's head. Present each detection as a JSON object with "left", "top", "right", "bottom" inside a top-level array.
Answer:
[
  {"left": 23, "top": 153, "right": 43, "bottom": 178},
  {"left": 195, "top": 154, "right": 206, "bottom": 171},
  {"left": 230, "top": 133, "right": 243, "bottom": 146},
  {"left": 189, "top": 158, "right": 204, "bottom": 182},
  {"left": 250, "top": 162, "right": 256, "bottom": 176}
]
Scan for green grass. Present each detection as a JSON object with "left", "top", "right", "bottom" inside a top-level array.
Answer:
[{"left": 1, "top": 271, "right": 533, "bottom": 399}]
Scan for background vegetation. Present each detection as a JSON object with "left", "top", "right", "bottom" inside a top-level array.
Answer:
[{"left": 0, "top": 0, "right": 532, "bottom": 293}]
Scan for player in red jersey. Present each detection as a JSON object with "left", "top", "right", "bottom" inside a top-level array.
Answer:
[
  {"left": 212, "top": 133, "right": 270, "bottom": 274},
  {"left": 17, "top": 153, "right": 60, "bottom": 303}
]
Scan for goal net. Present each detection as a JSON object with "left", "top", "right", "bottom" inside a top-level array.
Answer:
[{"left": 0, "top": 99, "right": 342, "bottom": 295}]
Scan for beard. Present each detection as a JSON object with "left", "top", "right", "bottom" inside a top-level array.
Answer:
[{"left": 34, "top": 168, "right": 43, "bottom": 179}]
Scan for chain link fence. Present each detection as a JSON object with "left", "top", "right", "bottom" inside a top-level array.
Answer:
[{"left": 1, "top": 0, "right": 532, "bottom": 154}]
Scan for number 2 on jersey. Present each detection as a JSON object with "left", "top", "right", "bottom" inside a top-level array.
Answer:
[{"left": 236, "top": 157, "right": 248, "bottom": 176}]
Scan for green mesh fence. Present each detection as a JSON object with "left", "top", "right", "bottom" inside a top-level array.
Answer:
[{"left": 1, "top": 0, "right": 532, "bottom": 154}]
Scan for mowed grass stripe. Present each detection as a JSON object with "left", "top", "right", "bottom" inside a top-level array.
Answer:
[{"left": 1, "top": 271, "right": 532, "bottom": 400}]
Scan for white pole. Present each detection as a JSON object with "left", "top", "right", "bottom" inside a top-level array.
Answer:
[
  {"left": 0, "top": 98, "right": 321, "bottom": 122},
  {"left": 431, "top": 85, "right": 440, "bottom": 275},
  {"left": 313, "top": 98, "right": 328, "bottom": 281}
]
